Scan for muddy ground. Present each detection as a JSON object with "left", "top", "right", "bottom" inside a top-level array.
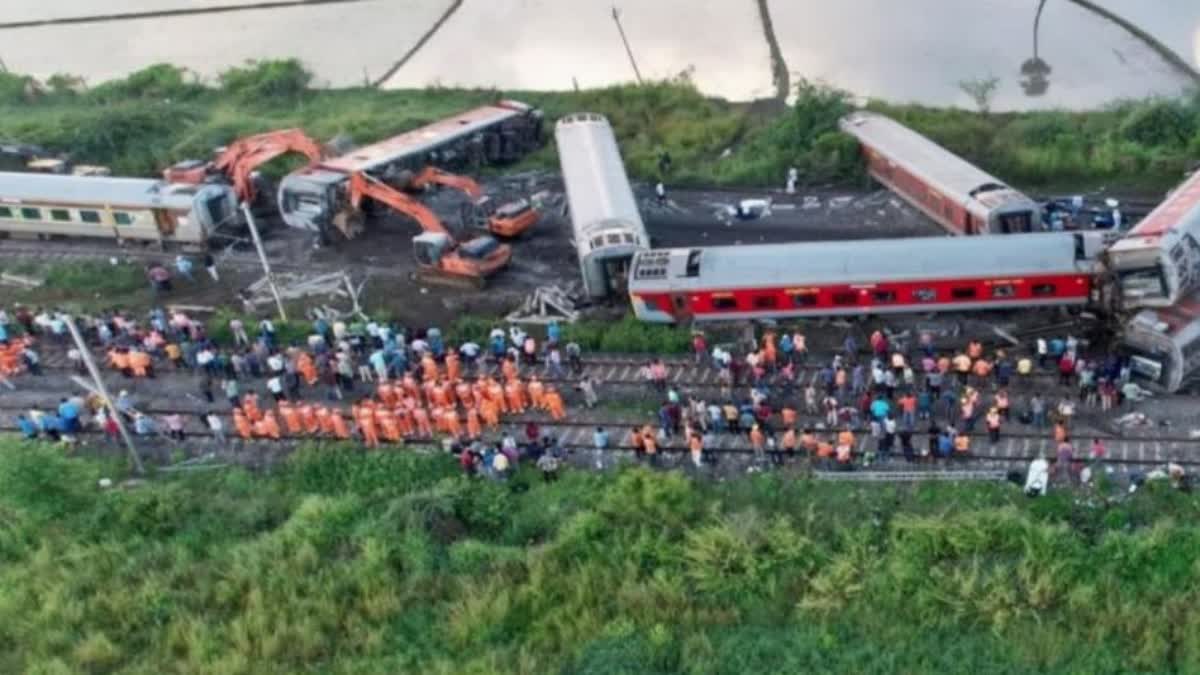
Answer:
[{"left": 240, "top": 171, "right": 944, "bottom": 327}]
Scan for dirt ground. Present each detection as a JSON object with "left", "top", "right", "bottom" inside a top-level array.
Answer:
[{"left": 234, "top": 170, "right": 944, "bottom": 328}]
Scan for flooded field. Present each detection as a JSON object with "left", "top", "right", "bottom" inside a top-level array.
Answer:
[{"left": 1, "top": 0, "right": 1198, "bottom": 109}]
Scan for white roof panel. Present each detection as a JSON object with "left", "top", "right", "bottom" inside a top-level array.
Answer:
[
  {"left": 0, "top": 171, "right": 200, "bottom": 209},
  {"left": 632, "top": 233, "right": 1084, "bottom": 292}
]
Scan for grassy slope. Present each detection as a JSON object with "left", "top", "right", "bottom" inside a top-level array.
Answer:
[
  {"left": 2, "top": 61, "right": 1197, "bottom": 195},
  {"left": 2, "top": 439, "right": 1199, "bottom": 674}
]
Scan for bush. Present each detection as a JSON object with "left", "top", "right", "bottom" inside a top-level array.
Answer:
[
  {"left": 87, "top": 64, "right": 203, "bottom": 103},
  {"left": 218, "top": 59, "right": 313, "bottom": 102}
]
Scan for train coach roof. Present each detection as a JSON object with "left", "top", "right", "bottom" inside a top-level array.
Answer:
[
  {"left": 632, "top": 233, "right": 1083, "bottom": 292},
  {"left": 321, "top": 103, "right": 528, "bottom": 173},
  {"left": 0, "top": 171, "right": 204, "bottom": 209},
  {"left": 1110, "top": 170, "right": 1200, "bottom": 252},
  {"left": 840, "top": 111, "right": 1023, "bottom": 200}
]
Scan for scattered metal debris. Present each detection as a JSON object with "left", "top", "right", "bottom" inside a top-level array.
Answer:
[
  {"left": 506, "top": 282, "right": 582, "bottom": 324},
  {"left": 243, "top": 271, "right": 367, "bottom": 320}
]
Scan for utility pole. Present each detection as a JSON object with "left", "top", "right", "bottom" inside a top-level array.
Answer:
[
  {"left": 611, "top": 6, "right": 644, "bottom": 85},
  {"left": 241, "top": 203, "right": 287, "bottom": 322},
  {"left": 64, "top": 314, "right": 144, "bottom": 475}
]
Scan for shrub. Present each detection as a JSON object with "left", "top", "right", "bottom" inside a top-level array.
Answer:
[
  {"left": 87, "top": 64, "right": 203, "bottom": 103},
  {"left": 218, "top": 59, "right": 313, "bottom": 102}
]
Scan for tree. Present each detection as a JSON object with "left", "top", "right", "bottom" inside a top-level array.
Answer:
[{"left": 958, "top": 76, "right": 1001, "bottom": 114}]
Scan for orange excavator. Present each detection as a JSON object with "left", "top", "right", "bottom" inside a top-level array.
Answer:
[
  {"left": 408, "top": 166, "right": 539, "bottom": 238},
  {"left": 164, "top": 128, "right": 327, "bottom": 204},
  {"left": 346, "top": 171, "right": 511, "bottom": 288}
]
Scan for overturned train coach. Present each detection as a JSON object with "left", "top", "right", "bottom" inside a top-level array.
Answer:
[
  {"left": 630, "top": 232, "right": 1102, "bottom": 323},
  {"left": 277, "top": 101, "right": 543, "bottom": 239},
  {"left": 555, "top": 113, "right": 650, "bottom": 299},
  {"left": 0, "top": 171, "right": 237, "bottom": 246}
]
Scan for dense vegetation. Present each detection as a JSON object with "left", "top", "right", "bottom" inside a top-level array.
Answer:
[
  {"left": 1, "top": 60, "right": 1197, "bottom": 192},
  {"left": 2, "top": 438, "right": 1199, "bottom": 673}
]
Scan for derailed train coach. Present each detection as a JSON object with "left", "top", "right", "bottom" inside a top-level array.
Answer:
[
  {"left": 555, "top": 113, "right": 650, "bottom": 299},
  {"left": 0, "top": 171, "right": 237, "bottom": 246}
]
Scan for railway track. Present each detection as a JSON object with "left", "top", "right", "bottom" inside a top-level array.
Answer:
[{"left": 0, "top": 238, "right": 414, "bottom": 279}]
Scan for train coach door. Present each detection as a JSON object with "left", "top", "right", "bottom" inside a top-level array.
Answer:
[{"left": 671, "top": 294, "right": 693, "bottom": 323}]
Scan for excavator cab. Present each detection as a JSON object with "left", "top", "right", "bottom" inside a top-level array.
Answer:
[
  {"left": 412, "top": 232, "right": 512, "bottom": 288},
  {"left": 413, "top": 232, "right": 454, "bottom": 267}
]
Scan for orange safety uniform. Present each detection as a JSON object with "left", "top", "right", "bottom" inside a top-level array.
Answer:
[
  {"left": 377, "top": 383, "right": 398, "bottom": 407},
  {"left": 505, "top": 380, "right": 527, "bottom": 413},
  {"left": 233, "top": 410, "right": 253, "bottom": 440},
  {"left": 488, "top": 380, "right": 508, "bottom": 413},
  {"left": 528, "top": 377, "right": 546, "bottom": 410},
  {"left": 954, "top": 433, "right": 971, "bottom": 453},
  {"left": 629, "top": 428, "right": 644, "bottom": 451},
  {"left": 357, "top": 406, "right": 380, "bottom": 448},
  {"left": 401, "top": 374, "right": 420, "bottom": 401},
  {"left": 502, "top": 358, "right": 518, "bottom": 382},
  {"left": 544, "top": 388, "right": 565, "bottom": 421},
  {"left": 444, "top": 408, "right": 462, "bottom": 438},
  {"left": 318, "top": 407, "right": 338, "bottom": 436},
  {"left": 455, "top": 382, "right": 474, "bottom": 409},
  {"left": 445, "top": 353, "right": 461, "bottom": 382},
  {"left": 431, "top": 382, "right": 451, "bottom": 409},
  {"left": 466, "top": 408, "right": 482, "bottom": 439},
  {"left": 972, "top": 359, "right": 992, "bottom": 378},
  {"left": 421, "top": 354, "right": 438, "bottom": 382},
  {"left": 377, "top": 409, "right": 401, "bottom": 443},
  {"left": 109, "top": 350, "right": 130, "bottom": 372},
  {"left": 412, "top": 407, "right": 433, "bottom": 437},
  {"left": 296, "top": 353, "right": 318, "bottom": 386},
  {"left": 242, "top": 394, "right": 263, "bottom": 423},
  {"left": 300, "top": 404, "right": 320, "bottom": 435},
  {"left": 256, "top": 412, "right": 282, "bottom": 440},
  {"left": 330, "top": 409, "right": 351, "bottom": 439},
  {"left": 129, "top": 350, "right": 151, "bottom": 377},
  {"left": 642, "top": 426, "right": 658, "bottom": 455},
  {"left": 279, "top": 402, "right": 302, "bottom": 436},
  {"left": 480, "top": 400, "right": 500, "bottom": 429}
]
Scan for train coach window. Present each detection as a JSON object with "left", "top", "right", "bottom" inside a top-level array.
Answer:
[
  {"left": 991, "top": 284, "right": 1015, "bottom": 298},
  {"left": 79, "top": 210, "right": 102, "bottom": 224},
  {"left": 872, "top": 290, "right": 897, "bottom": 303},
  {"left": 951, "top": 287, "right": 977, "bottom": 300},
  {"left": 712, "top": 296, "right": 738, "bottom": 310},
  {"left": 606, "top": 234, "right": 621, "bottom": 245},
  {"left": 832, "top": 292, "right": 858, "bottom": 306},
  {"left": 1032, "top": 283, "right": 1057, "bottom": 296},
  {"left": 753, "top": 296, "right": 778, "bottom": 310},
  {"left": 791, "top": 293, "right": 818, "bottom": 307},
  {"left": 0, "top": 206, "right": 11, "bottom": 218},
  {"left": 50, "top": 209, "right": 71, "bottom": 222},
  {"left": 913, "top": 288, "right": 937, "bottom": 302},
  {"left": 19, "top": 207, "right": 41, "bottom": 220},
  {"left": 591, "top": 236, "right": 604, "bottom": 249}
]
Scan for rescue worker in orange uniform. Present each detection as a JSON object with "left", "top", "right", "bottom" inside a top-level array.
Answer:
[
  {"left": 297, "top": 403, "right": 318, "bottom": 435},
  {"left": 377, "top": 382, "right": 398, "bottom": 407},
  {"left": 445, "top": 352, "right": 461, "bottom": 382},
  {"left": 412, "top": 406, "right": 433, "bottom": 437},
  {"left": 444, "top": 408, "right": 462, "bottom": 438},
  {"left": 109, "top": 349, "right": 131, "bottom": 377},
  {"left": 256, "top": 411, "right": 282, "bottom": 440},
  {"left": 357, "top": 403, "right": 380, "bottom": 448},
  {"left": 505, "top": 378, "right": 527, "bottom": 413},
  {"left": 528, "top": 376, "right": 546, "bottom": 411},
  {"left": 421, "top": 353, "right": 438, "bottom": 382},
  {"left": 330, "top": 408, "right": 351, "bottom": 440},
  {"left": 455, "top": 381, "right": 474, "bottom": 409},
  {"left": 488, "top": 379, "right": 508, "bottom": 414},
  {"left": 296, "top": 353, "right": 318, "bottom": 386},
  {"left": 480, "top": 399, "right": 500, "bottom": 430},
  {"left": 242, "top": 393, "right": 262, "bottom": 423},
  {"left": 377, "top": 408, "right": 401, "bottom": 444},
  {"left": 501, "top": 357, "right": 518, "bottom": 383},
  {"left": 233, "top": 409, "right": 254, "bottom": 440},
  {"left": 466, "top": 407, "right": 482, "bottom": 439},
  {"left": 129, "top": 350, "right": 152, "bottom": 378},
  {"left": 317, "top": 406, "right": 337, "bottom": 436},
  {"left": 763, "top": 331, "right": 777, "bottom": 368},
  {"left": 544, "top": 387, "right": 566, "bottom": 421},
  {"left": 401, "top": 373, "right": 420, "bottom": 402},
  {"left": 395, "top": 407, "right": 414, "bottom": 437},
  {"left": 431, "top": 381, "right": 451, "bottom": 409},
  {"left": 641, "top": 425, "right": 658, "bottom": 459},
  {"left": 430, "top": 405, "right": 448, "bottom": 434},
  {"left": 279, "top": 401, "right": 303, "bottom": 437}
]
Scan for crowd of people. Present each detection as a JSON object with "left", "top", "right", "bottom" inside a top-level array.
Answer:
[{"left": 0, "top": 299, "right": 1176, "bottom": 487}]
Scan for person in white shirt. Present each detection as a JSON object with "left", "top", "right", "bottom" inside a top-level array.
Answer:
[{"left": 267, "top": 376, "right": 285, "bottom": 401}]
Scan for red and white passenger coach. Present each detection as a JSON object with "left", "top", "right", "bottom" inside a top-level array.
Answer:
[
  {"left": 629, "top": 233, "right": 1096, "bottom": 323},
  {"left": 839, "top": 112, "right": 1042, "bottom": 236},
  {"left": 1106, "top": 169, "right": 1200, "bottom": 309}
]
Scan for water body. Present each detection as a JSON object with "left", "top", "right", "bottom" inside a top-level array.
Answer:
[{"left": 2, "top": 0, "right": 1198, "bottom": 109}]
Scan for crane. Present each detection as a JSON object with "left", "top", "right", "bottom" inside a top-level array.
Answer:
[
  {"left": 164, "top": 128, "right": 327, "bottom": 204},
  {"left": 346, "top": 171, "right": 511, "bottom": 287},
  {"left": 408, "top": 166, "right": 540, "bottom": 238}
]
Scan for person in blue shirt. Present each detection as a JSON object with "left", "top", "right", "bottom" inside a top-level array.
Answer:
[
  {"left": 16, "top": 415, "right": 38, "bottom": 440},
  {"left": 39, "top": 413, "right": 63, "bottom": 442},
  {"left": 547, "top": 320, "right": 561, "bottom": 346},
  {"left": 57, "top": 398, "right": 80, "bottom": 433},
  {"left": 870, "top": 396, "right": 890, "bottom": 421},
  {"left": 0, "top": 321, "right": 7, "bottom": 345}
]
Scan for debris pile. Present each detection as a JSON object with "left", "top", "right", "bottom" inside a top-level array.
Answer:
[
  {"left": 242, "top": 271, "right": 366, "bottom": 320},
  {"left": 506, "top": 282, "right": 582, "bottom": 324}
]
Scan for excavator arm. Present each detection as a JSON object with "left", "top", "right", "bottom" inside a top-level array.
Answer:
[
  {"left": 211, "top": 129, "right": 326, "bottom": 203},
  {"left": 348, "top": 171, "right": 451, "bottom": 237},
  {"left": 410, "top": 166, "right": 484, "bottom": 200}
]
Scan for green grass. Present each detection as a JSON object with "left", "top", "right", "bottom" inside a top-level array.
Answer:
[
  {"left": 2, "top": 437, "right": 1200, "bottom": 673},
  {"left": 5, "top": 60, "right": 1195, "bottom": 195},
  {"left": 0, "top": 259, "right": 149, "bottom": 311}
]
